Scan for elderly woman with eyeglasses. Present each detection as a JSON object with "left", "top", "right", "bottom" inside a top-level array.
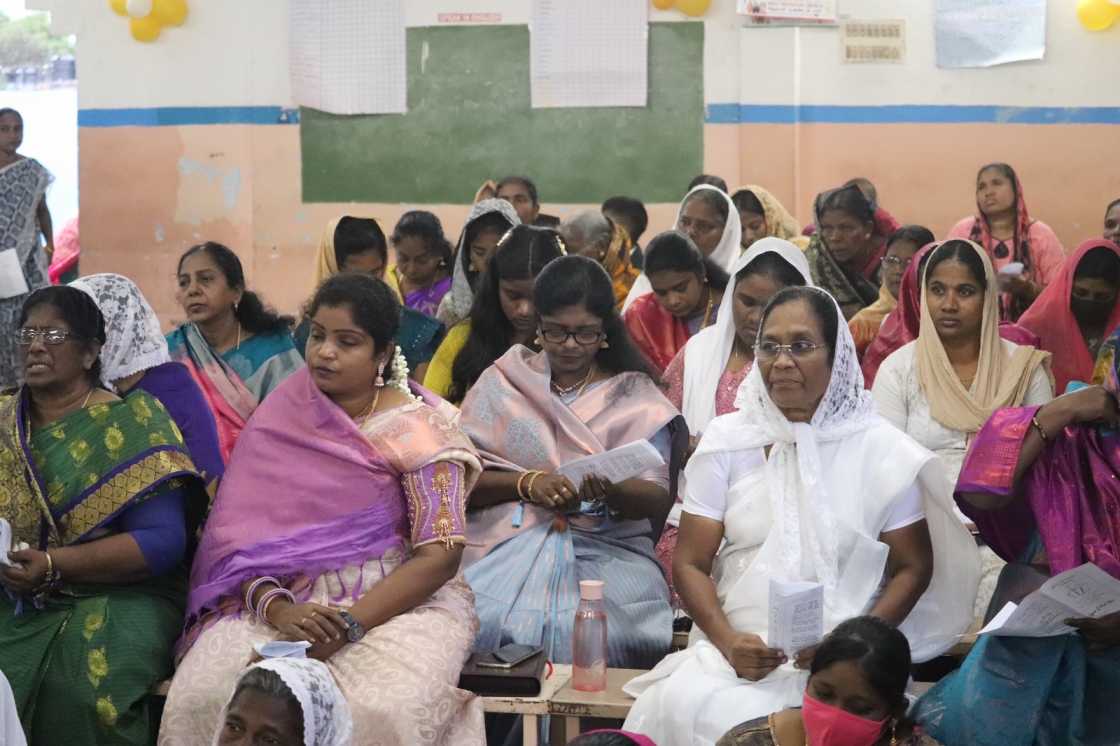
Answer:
[
  {"left": 0, "top": 286, "right": 206, "bottom": 745},
  {"left": 848, "top": 226, "right": 935, "bottom": 357},
  {"left": 459, "top": 256, "right": 684, "bottom": 671}
]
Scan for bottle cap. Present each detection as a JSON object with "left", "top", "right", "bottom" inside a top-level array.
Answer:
[{"left": 579, "top": 579, "right": 604, "bottom": 600}]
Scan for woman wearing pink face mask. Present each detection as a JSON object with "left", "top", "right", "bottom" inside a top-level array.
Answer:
[{"left": 718, "top": 617, "right": 940, "bottom": 746}]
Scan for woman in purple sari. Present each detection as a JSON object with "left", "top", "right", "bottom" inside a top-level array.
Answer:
[
  {"left": 913, "top": 354, "right": 1120, "bottom": 744},
  {"left": 160, "top": 274, "right": 485, "bottom": 745}
]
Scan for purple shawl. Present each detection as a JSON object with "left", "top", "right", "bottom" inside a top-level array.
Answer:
[
  {"left": 956, "top": 405, "right": 1120, "bottom": 579},
  {"left": 183, "top": 367, "right": 478, "bottom": 641}
]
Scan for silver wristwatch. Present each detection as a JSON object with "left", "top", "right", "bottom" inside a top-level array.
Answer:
[{"left": 338, "top": 610, "right": 366, "bottom": 643}]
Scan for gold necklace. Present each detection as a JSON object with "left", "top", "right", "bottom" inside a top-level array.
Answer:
[
  {"left": 551, "top": 364, "right": 596, "bottom": 397},
  {"left": 699, "top": 286, "right": 715, "bottom": 330},
  {"left": 356, "top": 387, "right": 382, "bottom": 421}
]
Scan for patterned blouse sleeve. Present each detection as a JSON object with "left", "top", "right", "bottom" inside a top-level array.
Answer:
[
  {"left": 662, "top": 347, "right": 686, "bottom": 411},
  {"left": 402, "top": 460, "right": 469, "bottom": 550}
]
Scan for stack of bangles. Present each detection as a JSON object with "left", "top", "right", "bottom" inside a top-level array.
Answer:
[
  {"left": 244, "top": 576, "right": 296, "bottom": 627},
  {"left": 516, "top": 470, "right": 545, "bottom": 502}
]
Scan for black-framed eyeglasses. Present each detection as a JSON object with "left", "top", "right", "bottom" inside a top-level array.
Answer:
[
  {"left": 881, "top": 255, "right": 912, "bottom": 269},
  {"left": 539, "top": 327, "right": 605, "bottom": 346},
  {"left": 17, "top": 328, "right": 77, "bottom": 346},
  {"left": 754, "top": 341, "right": 825, "bottom": 360}
]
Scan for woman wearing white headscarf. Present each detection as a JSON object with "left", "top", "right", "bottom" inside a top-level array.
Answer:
[
  {"left": 622, "top": 185, "right": 742, "bottom": 313},
  {"left": 656, "top": 238, "right": 812, "bottom": 604},
  {"left": 214, "top": 656, "right": 353, "bottom": 746},
  {"left": 71, "top": 273, "right": 224, "bottom": 486},
  {"left": 623, "top": 287, "right": 979, "bottom": 746},
  {"left": 435, "top": 199, "right": 520, "bottom": 328}
]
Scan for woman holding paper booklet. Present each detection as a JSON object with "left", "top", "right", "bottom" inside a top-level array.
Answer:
[
  {"left": 459, "top": 255, "right": 682, "bottom": 669},
  {"left": 913, "top": 353, "right": 1120, "bottom": 744},
  {"left": 658, "top": 238, "right": 811, "bottom": 604},
  {"left": 0, "top": 286, "right": 207, "bottom": 744},
  {"left": 872, "top": 240, "right": 1053, "bottom": 617},
  {"left": 622, "top": 286, "right": 979, "bottom": 746},
  {"left": 0, "top": 108, "right": 54, "bottom": 389}
]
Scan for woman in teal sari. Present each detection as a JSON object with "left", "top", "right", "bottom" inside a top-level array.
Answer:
[
  {"left": 167, "top": 242, "right": 302, "bottom": 462},
  {"left": 0, "top": 286, "right": 205, "bottom": 745}
]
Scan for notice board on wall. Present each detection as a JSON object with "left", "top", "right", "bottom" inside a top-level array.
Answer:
[{"left": 300, "top": 22, "right": 703, "bottom": 205}]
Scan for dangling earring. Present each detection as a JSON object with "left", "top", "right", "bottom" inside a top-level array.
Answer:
[
  {"left": 889, "top": 719, "right": 898, "bottom": 746},
  {"left": 375, "top": 361, "right": 386, "bottom": 387}
]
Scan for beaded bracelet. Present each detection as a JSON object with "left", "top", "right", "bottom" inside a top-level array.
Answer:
[{"left": 244, "top": 573, "right": 278, "bottom": 609}]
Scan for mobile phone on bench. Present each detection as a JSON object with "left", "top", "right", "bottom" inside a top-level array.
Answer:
[{"left": 475, "top": 643, "right": 544, "bottom": 669}]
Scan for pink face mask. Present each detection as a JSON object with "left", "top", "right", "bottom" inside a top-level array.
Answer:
[{"left": 802, "top": 691, "right": 889, "bottom": 746}]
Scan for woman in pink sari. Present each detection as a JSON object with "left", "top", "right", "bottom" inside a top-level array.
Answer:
[
  {"left": 460, "top": 256, "right": 683, "bottom": 671},
  {"left": 160, "top": 274, "right": 485, "bottom": 745},
  {"left": 168, "top": 242, "right": 302, "bottom": 462}
]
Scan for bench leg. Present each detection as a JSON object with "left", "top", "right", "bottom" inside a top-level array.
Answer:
[{"left": 523, "top": 714, "right": 538, "bottom": 746}]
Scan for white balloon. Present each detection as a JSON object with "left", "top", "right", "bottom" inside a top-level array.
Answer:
[{"left": 126, "top": 0, "right": 153, "bottom": 18}]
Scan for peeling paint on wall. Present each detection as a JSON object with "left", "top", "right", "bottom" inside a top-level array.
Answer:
[{"left": 175, "top": 157, "right": 243, "bottom": 225}]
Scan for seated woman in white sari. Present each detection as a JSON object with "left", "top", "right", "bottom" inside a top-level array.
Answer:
[{"left": 623, "top": 287, "right": 979, "bottom": 746}]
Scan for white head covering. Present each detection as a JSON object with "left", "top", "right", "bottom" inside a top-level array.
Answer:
[
  {"left": 693, "top": 287, "right": 979, "bottom": 661},
  {"left": 680, "top": 237, "right": 812, "bottom": 435},
  {"left": 216, "top": 657, "right": 353, "bottom": 746},
  {"left": 69, "top": 273, "right": 170, "bottom": 389},
  {"left": 436, "top": 199, "right": 520, "bottom": 327},
  {"left": 621, "top": 185, "right": 743, "bottom": 312}
]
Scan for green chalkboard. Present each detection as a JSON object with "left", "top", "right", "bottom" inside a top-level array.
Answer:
[{"left": 300, "top": 22, "right": 703, "bottom": 205}]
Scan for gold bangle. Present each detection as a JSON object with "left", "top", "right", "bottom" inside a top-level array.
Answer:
[
  {"left": 516, "top": 471, "right": 532, "bottom": 501},
  {"left": 525, "top": 471, "right": 544, "bottom": 503},
  {"left": 1031, "top": 415, "right": 1051, "bottom": 443}
]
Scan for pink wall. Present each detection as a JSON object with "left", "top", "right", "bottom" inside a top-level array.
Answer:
[{"left": 81, "top": 121, "right": 1119, "bottom": 326}]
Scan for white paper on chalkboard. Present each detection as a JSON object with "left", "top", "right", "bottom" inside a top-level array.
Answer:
[
  {"left": 289, "top": 0, "right": 407, "bottom": 115},
  {"left": 530, "top": 0, "right": 648, "bottom": 109},
  {"left": 935, "top": 0, "right": 1046, "bottom": 69}
]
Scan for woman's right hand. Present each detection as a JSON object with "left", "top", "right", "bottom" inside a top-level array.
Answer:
[
  {"left": 527, "top": 472, "right": 579, "bottom": 510},
  {"left": 267, "top": 602, "right": 349, "bottom": 644},
  {"left": 717, "top": 632, "right": 787, "bottom": 681},
  {"left": 1051, "top": 386, "right": 1120, "bottom": 427},
  {"left": 474, "top": 179, "right": 498, "bottom": 203}
]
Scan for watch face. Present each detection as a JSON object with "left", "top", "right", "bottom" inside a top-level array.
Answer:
[{"left": 347, "top": 624, "right": 363, "bottom": 643}]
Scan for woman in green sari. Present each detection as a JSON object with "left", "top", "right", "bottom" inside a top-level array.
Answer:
[{"left": 0, "top": 286, "right": 206, "bottom": 745}]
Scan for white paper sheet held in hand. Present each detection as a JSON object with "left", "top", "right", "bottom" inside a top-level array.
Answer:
[
  {"left": 979, "top": 563, "right": 1120, "bottom": 638},
  {"left": 767, "top": 579, "right": 824, "bottom": 655},
  {"left": 0, "top": 250, "right": 29, "bottom": 300},
  {"left": 557, "top": 440, "right": 664, "bottom": 485}
]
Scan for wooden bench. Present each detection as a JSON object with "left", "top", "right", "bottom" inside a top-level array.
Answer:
[
  {"left": 480, "top": 665, "right": 573, "bottom": 746},
  {"left": 549, "top": 665, "right": 645, "bottom": 741}
]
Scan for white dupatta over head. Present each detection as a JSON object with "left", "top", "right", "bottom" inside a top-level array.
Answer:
[
  {"left": 623, "top": 289, "right": 980, "bottom": 746},
  {"left": 680, "top": 237, "right": 811, "bottom": 435},
  {"left": 621, "top": 185, "right": 742, "bottom": 312}
]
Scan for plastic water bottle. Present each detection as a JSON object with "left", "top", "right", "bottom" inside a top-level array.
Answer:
[{"left": 572, "top": 579, "right": 608, "bottom": 692}]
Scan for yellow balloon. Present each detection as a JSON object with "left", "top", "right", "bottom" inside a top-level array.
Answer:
[
  {"left": 1077, "top": 0, "right": 1119, "bottom": 31},
  {"left": 152, "top": 0, "right": 188, "bottom": 26},
  {"left": 652, "top": 0, "right": 675, "bottom": 9},
  {"left": 109, "top": 0, "right": 128, "bottom": 16},
  {"left": 130, "top": 15, "right": 163, "bottom": 42},
  {"left": 675, "top": 0, "right": 711, "bottom": 17}
]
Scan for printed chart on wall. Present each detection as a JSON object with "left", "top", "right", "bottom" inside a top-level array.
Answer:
[
  {"left": 935, "top": 0, "right": 1046, "bottom": 68},
  {"left": 299, "top": 22, "right": 703, "bottom": 205},
  {"left": 737, "top": 0, "right": 837, "bottom": 26}
]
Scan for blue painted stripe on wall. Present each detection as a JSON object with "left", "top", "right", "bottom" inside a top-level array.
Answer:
[
  {"left": 704, "top": 103, "right": 1120, "bottom": 125},
  {"left": 76, "top": 104, "right": 1120, "bottom": 128},
  {"left": 78, "top": 106, "right": 300, "bottom": 127}
]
